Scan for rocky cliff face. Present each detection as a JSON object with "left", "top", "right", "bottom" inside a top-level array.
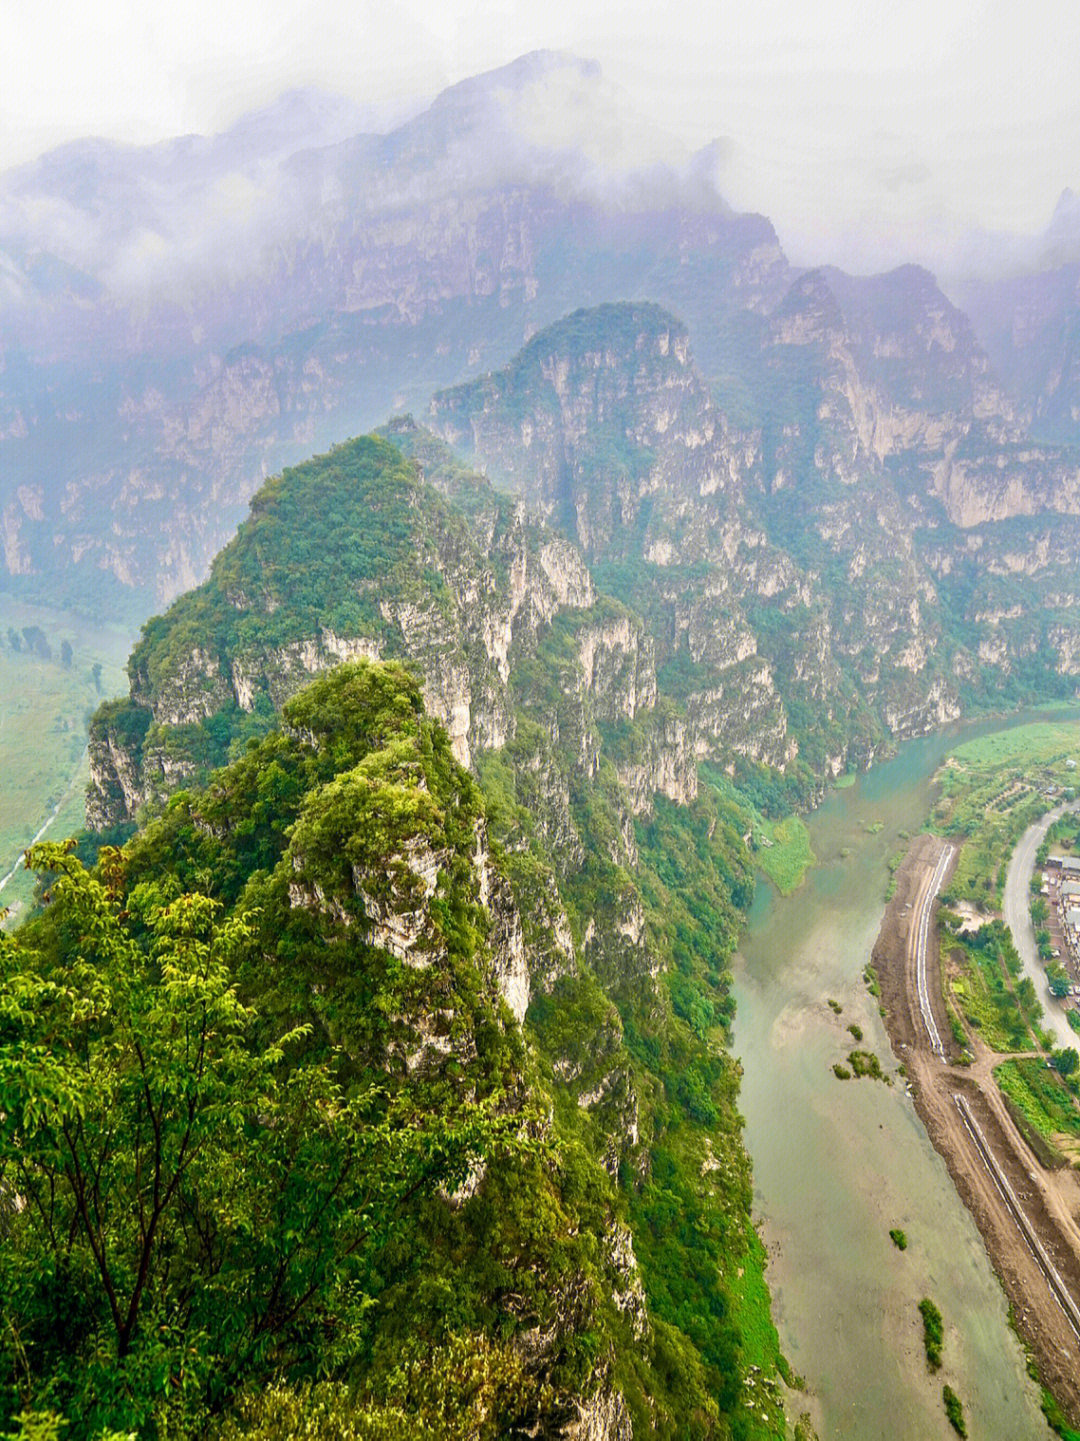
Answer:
[
  {"left": 87, "top": 418, "right": 805, "bottom": 844},
  {"left": 87, "top": 658, "right": 651, "bottom": 1438},
  {"left": 0, "top": 56, "right": 794, "bottom": 611},
  {"left": 957, "top": 259, "right": 1080, "bottom": 449},
  {"left": 431, "top": 299, "right": 1080, "bottom": 747},
  {"left": 8, "top": 54, "right": 1080, "bottom": 665}
]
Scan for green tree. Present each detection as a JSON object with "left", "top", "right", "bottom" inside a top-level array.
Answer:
[
  {"left": 20, "top": 627, "right": 50, "bottom": 661},
  {"left": 1051, "top": 1047, "right": 1079, "bottom": 1076},
  {"left": 0, "top": 844, "right": 505, "bottom": 1436},
  {"left": 1047, "top": 963, "right": 1070, "bottom": 998}
]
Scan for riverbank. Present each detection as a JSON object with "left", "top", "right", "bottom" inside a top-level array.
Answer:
[
  {"left": 735, "top": 729, "right": 1048, "bottom": 1440},
  {"left": 873, "top": 834, "right": 1080, "bottom": 1426}
]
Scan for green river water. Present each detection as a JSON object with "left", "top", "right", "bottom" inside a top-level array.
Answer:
[{"left": 733, "top": 719, "right": 1076, "bottom": 1440}]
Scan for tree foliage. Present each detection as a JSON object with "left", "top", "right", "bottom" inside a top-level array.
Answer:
[
  {"left": 0, "top": 665, "right": 599, "bottom": 1438},
  {"left": 0, "top": 841, "right": 507, "bottom": 1436}
]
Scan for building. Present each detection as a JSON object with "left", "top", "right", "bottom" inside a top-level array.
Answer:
[{"left": 1049, "top": 855, "right": 1080, "bottom": 875}]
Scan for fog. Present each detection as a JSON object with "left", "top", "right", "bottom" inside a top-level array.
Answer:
[
  {"left": 3, "top": 1, "right": 1080, "bottom": 283},
  {"left": 0, "top": 56, "right": 731, "bottom": 308}
]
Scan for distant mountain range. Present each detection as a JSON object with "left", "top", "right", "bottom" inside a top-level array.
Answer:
[{"left": 3, "top": 49, "right": 1080, "bottom": 647}]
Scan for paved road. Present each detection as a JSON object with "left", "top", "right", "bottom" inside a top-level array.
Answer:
[
  {"left": 1002, "top": 799, "right": 1080, "bottom": 1052},
  {"left": 914, "top": 841, "right": 953, "bottom": 1060}
]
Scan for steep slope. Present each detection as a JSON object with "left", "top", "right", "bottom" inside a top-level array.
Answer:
[
  {"left": 954, "top": 189, "right": 1080, "bottom": 449},
  {"left": 430, "top": 299, "right": 1080, "bottom": 740},
  {"left": 3, "top": 661, "right": 651, "bottom": 1438},
  {"left": 0, "top": 54, "right": 791, "bottom": 611},
  {"left": 86, "top": 430, "right": 792, "bottom": 1438}
]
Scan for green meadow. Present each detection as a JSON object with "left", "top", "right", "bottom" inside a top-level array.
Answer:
[{"left": 0, "top": 598, "right": 132, "bottom": 923}]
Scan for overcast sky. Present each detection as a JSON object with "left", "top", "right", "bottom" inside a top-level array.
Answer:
[{"left": 3, "top": 0, "right": 1079, "bottom": 271}]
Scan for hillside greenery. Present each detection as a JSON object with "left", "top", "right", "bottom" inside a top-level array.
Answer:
[
  {"left": 0, "top": 600, "right": 132, "bottom": 925},
  {"left": 14, "top": 657, "right": 793, "bottom": 1436},
  {"left": 934, "top": 721, "right": 1080, "bottom": 906},
  {"left": 1, "top": 664, "right": 641, "bottom": 1438},
  {"left": 71, "top": 430, "right": 879, "bottom": 1435}
]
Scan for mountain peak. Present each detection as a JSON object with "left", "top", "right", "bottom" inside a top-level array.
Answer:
[{"left": 218, "top": 87, "right": 370, "bottom": 154}]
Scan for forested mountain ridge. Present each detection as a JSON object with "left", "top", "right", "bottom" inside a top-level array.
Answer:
[
  {"left": 104, "top": 290, "right": 1080, "bottom": 853},
  {"left": 76, "top": 428, "right": 790, "bottom": 1437},
  {"left": 2, "top": 661, "right": 670, "bottom": 1437},
  {"left": 9, "top": 49, "right": 1080, "bottom": 1441}
]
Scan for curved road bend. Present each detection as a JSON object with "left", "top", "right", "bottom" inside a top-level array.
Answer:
[
  {"left": 1003, "top": 799, "right": 1080, "bottom": 1053},
  {"left": 914, "top": 841, "right": 953, "bottom": 1061}
]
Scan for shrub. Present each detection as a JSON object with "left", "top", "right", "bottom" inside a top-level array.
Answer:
[{"left": 919, "top": 1298, "right": 943, "bottom": 1370}]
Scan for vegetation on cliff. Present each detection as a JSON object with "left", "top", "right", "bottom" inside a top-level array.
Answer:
[
  {"left": 9, "top": 647, "right": 794, "bottom": 1437},
  {"left": 2, "top": 665, "right": 636, "bottom": 1437}
]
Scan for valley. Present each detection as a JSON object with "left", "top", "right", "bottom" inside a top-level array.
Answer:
[
  {"left": 875, "top": 832, "right": 1080, "bottom": 1429},
  {"left": 6, "top": 47, "right": 1080, "bottom": 1441},
  {"left": 864, "top": 720, "right": 1080, "bottom": 1437},
  {"left": 734, "top": 721, "right": 1064, "bottom": 1440},
  {"left": 0, "top": 599, "right": 133, "bottom": 922}
]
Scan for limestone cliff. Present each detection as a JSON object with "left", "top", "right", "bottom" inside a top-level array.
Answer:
[
  {"left": 0, "top": 57, "right": 793, "bottom": 612},
  {"left": 85, "top": 426, "right": 784, "bottom": 1437},
  {"left": 431, "top": 300, "right": 1080, "bottom": 747}
]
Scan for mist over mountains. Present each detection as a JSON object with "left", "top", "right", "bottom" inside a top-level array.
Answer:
[
  {"left": 2, "top": 49, "right": 1080, "bottom": 618},
  {"left": 7, "top": 45, "right": 1080, "bottom": 1441}
]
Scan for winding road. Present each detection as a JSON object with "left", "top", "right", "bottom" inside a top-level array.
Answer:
[{"left": 1003, "top": 799, "right": 1080, "bottom": 1052}]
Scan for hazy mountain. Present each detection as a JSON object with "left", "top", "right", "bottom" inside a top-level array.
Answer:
[
  {"left": 431, "top": 301, "right": 1080, "bottom": 742},
  {"left": 3, "top": 47, "right": 1080, "bottom": 661},
  {"left": 0, "top": 52, "right": 790, "bottom": 611}
]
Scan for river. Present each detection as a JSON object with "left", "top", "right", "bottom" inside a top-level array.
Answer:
[{"left": 733, "top": 721, "right": 1066, "bottom": 1440}]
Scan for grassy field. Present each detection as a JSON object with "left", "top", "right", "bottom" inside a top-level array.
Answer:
[
  {"left": 0, "top": 598, "right": 133, "bottom": 925},
  {"left": 755, "top": 815, "right": 816, "bottom": 896},
  {"left": 722, "top": 1220, "right": 788, "bottom": 1437},
  {"left": 994, "top": 1059, "right": 1080, "bottom": 1144},
  {"left": 933, "top": 721, "right": 1080, "bottom": 906},
  {"left": 946, "top": 940, "right": 1044, "bottom": 1052},
  {"left": 701, "top": 767, "right": 817, "bottom": 895},
  {"left": 943, "top": 723, "right": 1080, "bottom": 773}
]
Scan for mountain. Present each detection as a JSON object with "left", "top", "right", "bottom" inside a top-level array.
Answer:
[
  {"left": 3, "top": 660, "right": 651, "bottom": 1437},
  {"left": 91, "top": 294, "right": 1080, "bottom": 816},
  {"left": 85, "top": 428, "right": 789, "bottom": 1437},
  {"left": 430, "top": 299, "right": 1080, "bottom": 746},
  {"left": 0, "top": 54, "right": 790, "bottom": 611},
  {"left": 8, "top": 47, "right": 1080, "bottom": 1441},
  {"left": 32, "top": 297, "right": 1080, "bottom": 1441},
  {"left": 958, "top": 261, "right": 1080, "bottom": 447},
  {"left": 947, "top": 190, "right": 1080, "bottom": 450},
  {"left": 5, "top": 51, "right": 1079, "bottom": 638}
]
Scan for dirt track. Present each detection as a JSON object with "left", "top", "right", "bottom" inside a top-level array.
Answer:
[{"left": 872, "top": 833, "right": 1080, "bottom": 1423}]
